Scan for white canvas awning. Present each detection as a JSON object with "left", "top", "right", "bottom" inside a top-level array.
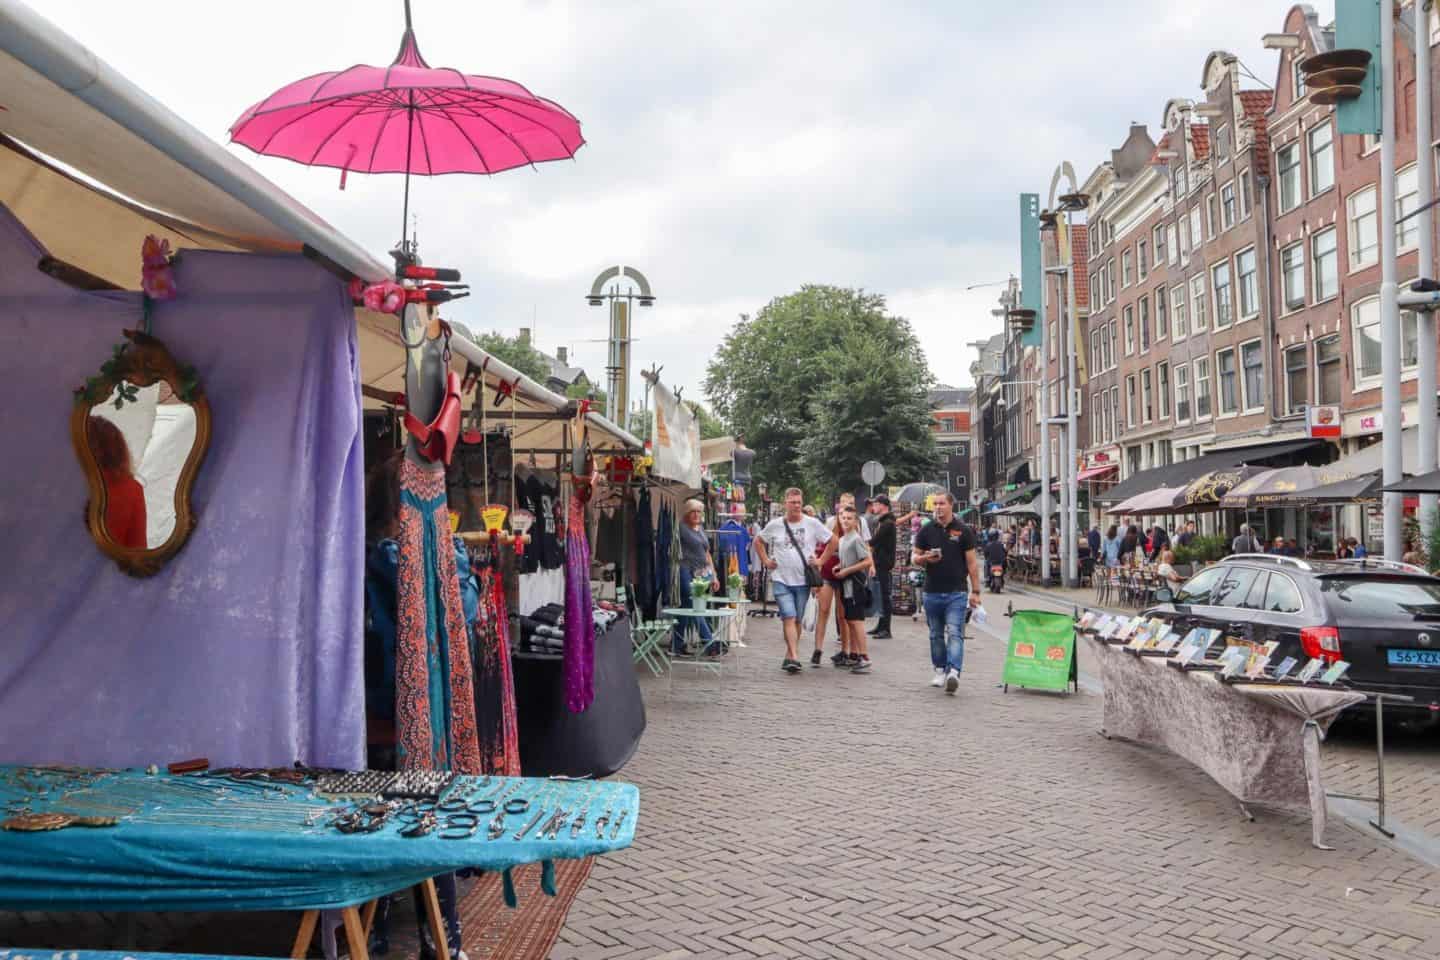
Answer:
[{"left": 0, "top": 0, "right": 389, "bottom": 284}]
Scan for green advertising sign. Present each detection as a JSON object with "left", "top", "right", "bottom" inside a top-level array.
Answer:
[
  {"left": 1018, "top": 193, "right": 1043, "bottom": 348},
  {"left": 1001, "top": 609, "right": 1077, "bottom": 693}
]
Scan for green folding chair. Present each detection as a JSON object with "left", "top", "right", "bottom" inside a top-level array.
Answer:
[{"left": 624, "top": 583, "right": 674, "bottom": 677}]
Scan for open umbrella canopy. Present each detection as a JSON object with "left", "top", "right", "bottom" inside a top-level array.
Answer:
[
  {"left": 229, "top": 1, "right": 583, "bottom": 241},
  {"left": 1218, "top": 465, "right": 1324, "bottom": 509},
  {"left": 1110, "top": 486, "right": 1184, "bottom": 516},
  {"left": 1382, "top": 469, "right": 1440, "bottom": 494},
  {"left": 892, "top": 482, "right": 948, "bottom": 506},
  {"left": 1280, "top": 471, "right": 1382, "bottom": 504},
  {"left": 1174, "top": 465, "right": 1263, "bottom": 510}
]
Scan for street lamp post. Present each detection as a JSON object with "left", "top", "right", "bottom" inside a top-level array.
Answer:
[
  {"left": 1379, "top": 13, "right": 1403, "bottom": 560},
  {"left": 1045, "top": 165, "right": 1088, "bottom": 587},
  {"left": 586, "top": 266, "right": 656, "bottom": 427}
]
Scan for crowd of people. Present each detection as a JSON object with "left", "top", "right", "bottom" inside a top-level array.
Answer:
[{"left": 751, "top": 487, "right": 982, "bottom": 695}]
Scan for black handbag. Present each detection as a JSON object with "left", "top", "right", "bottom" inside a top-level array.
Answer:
[{"left": 784, "top": 521, "right": 824, "bottom": 589}]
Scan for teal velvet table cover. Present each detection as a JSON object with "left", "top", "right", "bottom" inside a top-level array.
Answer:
[{"left": 0, "top": 769, "right": 638, "bottom": 912}]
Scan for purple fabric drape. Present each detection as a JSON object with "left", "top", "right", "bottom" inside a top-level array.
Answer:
[
  {"left": 563, "top": 490, "right": 596, "bottom": 712},
  {"left": 0, "top": 203, "right": 365, "bottom": 769}
]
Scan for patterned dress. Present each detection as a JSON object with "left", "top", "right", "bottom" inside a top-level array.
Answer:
[{"left": 395, "top": 458, "right": 482, "bottom": 773}]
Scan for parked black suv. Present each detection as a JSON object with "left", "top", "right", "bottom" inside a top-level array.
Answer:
[{"left": 1150, "top": 554, "right": 1440, "bottom": 719}]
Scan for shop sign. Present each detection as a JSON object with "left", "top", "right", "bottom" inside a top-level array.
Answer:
[
  {"left": 1001, "top": 610, "right": 1077, "bottom": 693},
  {"left": 1306, "top": 405, "right": 1341, "bottom": 438}
]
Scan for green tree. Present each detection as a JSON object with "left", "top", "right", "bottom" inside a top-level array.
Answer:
[
  {"left": 704, "top": 285, "right": 937, "bottom": 499},
  {"left": 471, "top": 331, "right": 550, "bottom": 384}
]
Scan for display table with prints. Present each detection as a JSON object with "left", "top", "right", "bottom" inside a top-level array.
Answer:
[{"left": 1080, "top": 634, "right": 1364, "bottom": 848}]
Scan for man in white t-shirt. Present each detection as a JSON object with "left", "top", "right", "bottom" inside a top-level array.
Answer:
[{"left": 754, "top": 487, "right": 833, "bottom": 673}]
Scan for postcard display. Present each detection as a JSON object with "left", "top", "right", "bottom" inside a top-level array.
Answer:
[{"left": 1077, "top": 613, "right": 1366, "bottom": 849}]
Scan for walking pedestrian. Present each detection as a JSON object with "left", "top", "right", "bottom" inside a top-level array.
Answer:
[
  {"left": 812, "top": 497, "right": 850, "bottom": 667},
  {"left": 834, "top": 505, "right": 875, "bottom": 673},
  {"left": 1102, "top": 524, "right": 1122, "bottom": 568},
  {"left": 867, "top": 495, "right": 897, "bottom": 639},
  {"left": 754, "top": 488, "right": 832, "bottom": 673},
  {"left": 911, "top": 492, "right": 982, "bottom": 695},
  {"left": 1087, "top": 525, "right": 1101, "bottom": 559}
]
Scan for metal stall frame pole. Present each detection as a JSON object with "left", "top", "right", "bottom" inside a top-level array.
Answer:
[
  {"left": 1040, "top": 285, "right": 1053, "bottom": 586},
  {"left": 1064, "top": 213, "right": 1081, "bottom": 587},
  {"left": 1417, "top": 1, "right": 1438, "bottom": 541},
  {"left": 1381, "top": 3, "right": 1404, "bottom": 560}
]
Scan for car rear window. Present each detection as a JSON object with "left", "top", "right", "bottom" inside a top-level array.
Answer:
[
  {"left": 1319, "top": 577, "right": 1440, "bottom": 620},
  {"left": 1264, "top": 574, "right": 1303, "bottom": 613}
]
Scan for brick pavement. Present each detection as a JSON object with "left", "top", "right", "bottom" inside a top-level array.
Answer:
[
  {"left": 1011, "top": 583, "right": 1440, "bottom": 848},
  {"left": 553, "top": 607, "right": 1440, "bottom": 960}
]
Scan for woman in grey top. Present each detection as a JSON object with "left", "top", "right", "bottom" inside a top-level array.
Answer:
[
  {"left": 673, "top": 499, "right": 721, "bottom": 655},
  {"left": 832, "top": 506, "right": 875, "bottom": 673}
]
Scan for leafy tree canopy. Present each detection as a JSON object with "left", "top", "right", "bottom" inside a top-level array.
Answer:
[
  {"left": 704, "top": 285, "right": 938, "bottom": 500},
  {"left": 471, "top": 331, "right": 550, "bottom": 384}
]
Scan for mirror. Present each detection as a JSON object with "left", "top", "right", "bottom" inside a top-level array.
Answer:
[{"left": 72, "top": 330, "right": 210, "bottom": 577}]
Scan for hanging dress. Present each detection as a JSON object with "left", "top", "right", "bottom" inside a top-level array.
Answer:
[
  {"left": 471, "top": 560, "right": 521, "bottom": 775},
  {"left": 563, "top": 485, "right": 597, "bottom": 713},
  {"left": 395, "top": 457, "right": 482, "bottom": 773}
]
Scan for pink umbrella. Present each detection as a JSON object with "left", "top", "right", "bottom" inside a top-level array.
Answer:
[{"left": 229, "top": 0, "right": 584, "bottom": 252}]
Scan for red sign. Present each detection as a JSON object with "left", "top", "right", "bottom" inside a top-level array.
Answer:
[{"left": 1307, "top": 405, "right": 1341, "bottom": 438}]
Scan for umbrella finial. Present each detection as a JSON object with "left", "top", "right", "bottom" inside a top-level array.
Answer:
[{"left": 393, "top": 0, "right": 429, "bottom": 67}]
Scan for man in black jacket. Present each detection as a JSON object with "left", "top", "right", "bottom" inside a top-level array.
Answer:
[{"left": 867, "top": 495, "right": 897, "bottom": 639}]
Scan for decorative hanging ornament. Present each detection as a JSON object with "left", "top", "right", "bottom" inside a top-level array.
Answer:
[{"left": 141, "top": 235, "right": 177, "bottom": 301}]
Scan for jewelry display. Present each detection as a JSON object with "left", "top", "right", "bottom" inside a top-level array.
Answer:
[
  {"left": 513, "top": 808, "right": 547, "bottom": 840},
  {"left": 610, "top": 808, "right": 629, "bottom": 840}
]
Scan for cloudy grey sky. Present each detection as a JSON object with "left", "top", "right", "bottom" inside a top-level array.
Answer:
[{"left": 39, "top": 0, "right": 1334, "bottom": 411}]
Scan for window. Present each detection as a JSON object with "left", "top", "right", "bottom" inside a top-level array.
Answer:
[
  {"left": 1352, "top": 298, "right": 1421, "bottom": 383},
  {"left": 1175, "top": 363, "right": 1191, "bottom": 422},
  {"left": 1241, "top": 340, "right": 1264, "bottom": 413},
  {"left": 1107, "top": 321, "right": 1117, "bottom": 369},
  {"left": 1236, "top": 247, "right": 1258, "bottom": 319},
  {"left": 1107, "top": 259, "right": 1116, "bottom": 300},
  {"left": 1194, "top": 357, "right": 1212, "bottom": 419},
  {"left": 1158, "top": 362, "right": 1170, "bottom": 419},
  {"left": 1221, "top": 181, "right": 1236, "bottom": 229},
  {"left": 1214, "top": 567, "right": 1262, "bottom": 608},
  {"left": 1049, "top": 321, "right": 1057, "bottom": 360},
  {"left": 1142, "top": 369, "right": 1154, "bottom": 423},
  {"left": 1190, "top": 273, "right": 1208, "bottom": 332},
  {"left": 1176, "top": 165, "right": 1188, "bottom": 196},
  {"left": 1090, "top": 329, "right": 1101, "bottom": 374},
  {"left": 1109, "top": 386, "right": 1120, "bottom": 441},
  {"left": 1172, "top": 283, "right": 1187, "bottom": 340},
  {"left": 1316, "top": 335, "right": 1342, "bottom": 405},
  {"left": 1285, "top": 344, "right": 1308, "bottom": 415},
  {"left": 1089, "top": 272, "right": 1098, "bottom": 304},
  {"left": 1126, "top": 374, "right": 1137, "bottom": 427},
  {"left": 1188, "top": 207, "right": 1202, "bottom": 251},
  {"left": 1166, "top": 223, "right": 1179, "bottom": 265},
  {"left": 1292, "top": 55, "right": 1307, "bottom": 100},
  {"left": 1212, "top": 259, "right": 1233, "bottom": 328},
  {"left": 1216, "top": 348, "right": 1238, "bottom": 415},
  {"left": 1312, "top": 227, "right": 1338, "bottom": 301},
  {"left": 1264, "top": 575, "right": 1303, "bottom": 614},
  {"left": 1122, "top": 250, "right": 1132, "bottom": 287},
  {"left": 1091, "top": 393, "right": 1100, "bottom": 444},
  {"left": 1155, "top": 286, "right": 1168, "bottom": 341},
  {"left": 1215, "top": 125, "right": 1230, "bottom": 164},
  {"left": 1179, "top": 214, "right": 1192, "bottom": 260},
  {"left": 1281, "top": 242, "right": 1305, "bottom": 310},
  {"left": 1277, "top": 143, "right": 1300, "bottom": 212},
  {"left": 1139, "top": 297, "right": 1151, "bottom": 352},
  {"left": 1348, "top": 185, "right": 1378, "bottom": 268},
  {"left": 1124, "top": 305, "right": 1135, "bottom": 355},
  {"left": 1141, "top": 240, "right": 1151, "bottom": 279},
  {"left": 1398, "top": 165, "right": 1419, "bottom": 249},
  {"left": 1154, "top": 225, "right": 1166, "bottom": 262},
  {"left": 1239, "top": 170, "right": 1253, "bottom": 219},
  {"left": 1175, "top": 565, "right": 1226, "bottom": 605},
  {"left": 1309, "top": 122, "right": 1334, "bottom": 196},
  {"left": 1207, "top": 195, "right": 1219, "bottom": 238}
]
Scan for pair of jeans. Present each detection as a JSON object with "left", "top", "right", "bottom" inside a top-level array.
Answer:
[
  {"left": 673, "top": 565, "right": 715, "bottom": 654},
  {"left": 922, "top": 591, "right": 967, "bottom": 673},
  {"left": 874, "top": 567, "right": 893, "bottom": 631}
]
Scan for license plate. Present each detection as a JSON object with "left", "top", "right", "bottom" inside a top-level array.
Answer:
[{"left": 1387, "top": 648, "right": 1440, "bottom": 667}]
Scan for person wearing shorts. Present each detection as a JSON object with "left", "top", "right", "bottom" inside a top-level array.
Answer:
[
  {"left": 833, "top": 505, "right": 875, "bottom": 673},
  {"left": 754, "top": 487, "right": 832, "bottom": 673}
]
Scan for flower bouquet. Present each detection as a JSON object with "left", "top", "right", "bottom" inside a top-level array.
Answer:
[
  {"left": 691, "top": 577, "right": 712, "bottom": 611},
  {"left": 727, "top": 572, "right": 744, "bottom": 599}
]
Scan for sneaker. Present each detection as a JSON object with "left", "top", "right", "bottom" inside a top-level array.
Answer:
[
  {"left": 945, "top": 668, "right": 960, "bottom": 694},
  {"left": 929, "top": 667, "right": 945, "bottom": 687},
  {"left": 810, "top": 650, "right": 822, "bottom": 668},
  {"left": 783, "top": 658, "right": 801, "bottom": 674},
  {"left": 871, "top": 630, "right": 893, "bottom": 640},
  {"left": 850, "top": 657, "right": 872, "bottom": 674},
  {"left": 831, "top": 651, "right": 849, "bottom": 668}
]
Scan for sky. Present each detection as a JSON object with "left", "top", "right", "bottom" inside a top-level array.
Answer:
[{"left": 35, "top": 0, "right": 1335, "bottom": 414}]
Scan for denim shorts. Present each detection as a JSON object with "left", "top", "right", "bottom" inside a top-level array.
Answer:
[{"left": 773, "top": 582, "right": 812, "bottom": 621}]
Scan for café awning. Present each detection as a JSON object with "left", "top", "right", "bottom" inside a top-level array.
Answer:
[
  {"left": 1094, "top": 438, "right": 1323, "bottom": 505},
  {"left": 1077, "top": 464, "right": 1118, "bottom": 482}
]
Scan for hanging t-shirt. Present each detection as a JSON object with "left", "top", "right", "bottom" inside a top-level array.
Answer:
[
  {"left": 517, "top": 472, "right": 544, "bottom": 575},
  {"left": 731, "top": 445, "right": 756, "bottom": 485},
  {"left": 717, "top": 518, "right": 751, "bottom": 576},
  {"left": 539, "top": 475, "right": 565, "bottom": 569}
]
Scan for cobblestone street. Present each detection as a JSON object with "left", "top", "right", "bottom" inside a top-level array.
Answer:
[{"left": 556, "top": 606, "right": 1440, "bottom": 960}]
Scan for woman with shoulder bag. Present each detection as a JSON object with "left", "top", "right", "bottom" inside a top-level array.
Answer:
[{"left": 833, "top": 505, "right": 875, "bottom": 673}]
